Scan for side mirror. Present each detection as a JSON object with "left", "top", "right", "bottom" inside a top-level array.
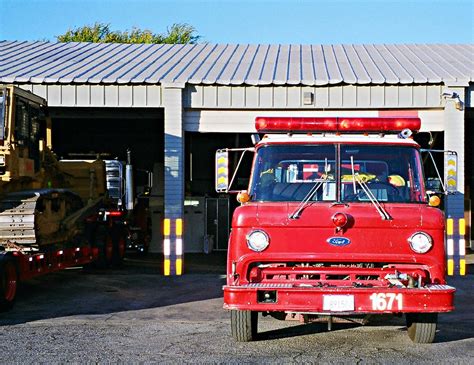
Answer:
[
  {"left": 425, "top": 177, "right": 443, "bottom": 193},
  {"left": 421, "top": 149, "right": 458, "bottom": 195},
  {"left": 215, "top": 149, "right": 229, "bottom": 192},
  {"left": 215, "top": 147, "right": 254, "bottom": 193}
]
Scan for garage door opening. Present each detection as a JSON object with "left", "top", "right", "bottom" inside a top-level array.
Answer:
[
  {"left": 50, "top": 107, "right": 165, "bottom": 253},
  {"left": 185, "top": 132, "right": 254, "bottom": 252},
  {"left": 50, "top": 107, "right": 164, "bottom": 171}
]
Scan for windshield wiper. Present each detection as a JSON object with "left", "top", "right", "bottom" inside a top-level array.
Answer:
[
  {"left": 354, "top": 173, "right": 392, "bottom": 220},
  {"left": 289, "top": 158, "right": 332, "bottom": 220},
  {"left": 289, "top": 176, "right": 328, "bottom": 219}
]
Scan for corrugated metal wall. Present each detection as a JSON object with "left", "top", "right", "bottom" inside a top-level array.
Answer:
[
  {"left": 18, "top": 84, "right": 446, "bottom": 109},
  {"left": 19, "top": 84, "right": 163, "bottom": 107},
  {"left": 183, "top": 109, "right": 445, "bottom": 133},
  {"left": 185, "top": 85, "right": 445, "bottom": 109}
]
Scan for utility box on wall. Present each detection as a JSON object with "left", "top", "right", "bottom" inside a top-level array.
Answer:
[
  {"left": 182, "top": 196, "right": 230, "bottom": 253},
  {"left": 184, "top": 197, "right": 206, "bottom": 252},
  {"left": 151, "top": 195, "right": 230, "bottom": 253},
  {"left": 205, "top": 197, "right": 230, "bottom": 251}
]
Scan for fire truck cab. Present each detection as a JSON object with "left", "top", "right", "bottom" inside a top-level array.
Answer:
[{"left": 218, "top": 117, "right": 455, "bottom": 344}]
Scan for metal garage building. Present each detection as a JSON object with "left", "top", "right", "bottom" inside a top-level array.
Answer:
[{"left": 1, "top": 41, "right": 473, "bottom": 272}]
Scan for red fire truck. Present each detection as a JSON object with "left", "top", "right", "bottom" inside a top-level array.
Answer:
[{"left": 216, "top": 117, "right": 455, "bottom": 344}]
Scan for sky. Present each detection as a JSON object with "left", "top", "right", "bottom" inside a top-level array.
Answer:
[{"left": 1, "top": 0, "right": 473, "bottom": 44}]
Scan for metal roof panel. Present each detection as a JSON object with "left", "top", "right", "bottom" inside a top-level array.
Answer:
[
  {"left": 333, "top": 45, "right": 357, "bottom": 84},
  {"left": 0, "top": 41, "right": 472, "bottom": 86},
  {"left": 244, "top": 44, "right": 269, "bottom": 85},
  {"left": 229, "top": 44, "right": 258, "bottom": 85},
  {"left": 300, "top": 44, "right": 316, "bottom": 85},
  {"left": 321, "top": 45, "right": 344, "bottom": 84},
  {"left": 146, "top": 43, "right": 203, "bottom": 84},
  {"left": 342, "top": 45, "right": 372, "bottom": 84},
  {"left": 214, "top": 44, "right": 249, "bottom": 85},
  {"left": 373, "top": 44, "right": 414, "bottom": 84},
  {"left": 200, "top": 44, "right": 239, "bottom": 84},
  {"left": 382, "top": 44, "right": 427, "bottom": 83},
  {"left": 186, "top": 44, "right": 228, "bottom": 84}
]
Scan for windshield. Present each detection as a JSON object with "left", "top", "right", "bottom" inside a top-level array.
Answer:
[
  {"left": 250, "top": 144, "right": 426, "bottom": 203},
  {"left": 340, "top": 145, "right": 425, "bottom": 203},
  {"left": 251, "top": 145, "right": 336, "bottom": 202}
]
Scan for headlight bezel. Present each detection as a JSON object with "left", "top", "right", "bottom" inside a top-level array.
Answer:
[
  {"left": 408, "top": 232, "right": 433, "bottom": 254},
  {"left": 246, "top": 229, "right": 270, "bottom": 252}
]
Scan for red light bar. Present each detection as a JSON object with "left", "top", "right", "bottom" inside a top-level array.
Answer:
[
  {"left": 107, "top": 211, "right": 124, "bottom": 217},
  {"left": 255, "top": 117, "right": 421, "bottom": 134}
]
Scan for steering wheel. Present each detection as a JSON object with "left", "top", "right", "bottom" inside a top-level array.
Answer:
[
  {"left": 345, "top": 181, "right": 400, "bottom": 202},
  {"left": 366, "top": 181, "right": 400, "bottom": 196}
]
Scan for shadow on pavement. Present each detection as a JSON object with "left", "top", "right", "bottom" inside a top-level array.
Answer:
[
  {"left": 0, "top": 252, "right": 227, "bottom": 326},
  {"left": 257, "top": 321, "right": 359, "bottom": 341}
]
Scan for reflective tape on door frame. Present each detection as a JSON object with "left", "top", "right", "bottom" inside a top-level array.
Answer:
[
  {"left": 459, "top": 218, "right": 466, "bottom": 276},
  {"left": 446, "top": 217, "right": 467, "bottom": 276},
  {"left": 163, "top": 218, "right": 171, "bottom": 276},
  {"left": 163, "top": 218, "right": 184, "bottom": 276}
]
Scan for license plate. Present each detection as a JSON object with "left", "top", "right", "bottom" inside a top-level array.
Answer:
[{"left": 323, "top": 295, "right": 355, "bottom": 312}]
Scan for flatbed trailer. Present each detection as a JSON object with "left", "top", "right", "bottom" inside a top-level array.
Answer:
[
  {"left": 0, "top": 207, "right": 127, "bottom": 311},
  {"left": 0, "top": 85, "right": 143, "bottom": 311}
]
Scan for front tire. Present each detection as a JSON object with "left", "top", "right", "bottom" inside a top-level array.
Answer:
[
  {"left": 0, "top": 258, "right": 18, "bottom": 312},
  {"left": 406, "top": 313, "right": 438, "bottom": 343},
  {"left": 231, "top": 310, "right": 258, "bottom": 342}
]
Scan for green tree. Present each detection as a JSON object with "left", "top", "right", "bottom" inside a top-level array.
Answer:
[{"left": 57, "top": 22, "right": 200, "bottom": 44}]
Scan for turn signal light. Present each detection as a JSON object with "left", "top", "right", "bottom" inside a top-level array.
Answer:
[
  {"left": 237, "top": 191, "right": 251, "bottom": 204},
  {"left": 429, "top": 195, "right": 441, "bottom": 207}
]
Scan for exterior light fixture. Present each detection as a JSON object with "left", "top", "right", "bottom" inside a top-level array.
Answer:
[{"left": 442, "top": 90, "right": 464, "bottom": 111}]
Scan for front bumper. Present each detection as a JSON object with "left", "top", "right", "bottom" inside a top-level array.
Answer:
[{"left": 223, "top": 284, "right": 455, "bottom": 314}]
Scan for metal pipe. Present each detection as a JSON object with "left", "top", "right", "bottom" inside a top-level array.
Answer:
[{"left": 125, "top": 149, "right": 134, "bottom": 211}]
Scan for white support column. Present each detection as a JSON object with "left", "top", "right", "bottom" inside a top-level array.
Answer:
[
  {"left": 163, "top": 83, "right": 185, "bottom": 275},
  {"left": 443, "top": 86, "right": 467, "bottom": 277},
  {"left": 443, "top": 86, "right": 465, "bottom": 194}
]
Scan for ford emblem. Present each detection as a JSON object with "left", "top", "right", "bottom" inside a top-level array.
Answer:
[{"left": 327, "top": 237, "right": 351, "bottom": 246}]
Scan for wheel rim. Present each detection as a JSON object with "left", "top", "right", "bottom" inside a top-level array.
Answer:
[
  {"left": 105, "top": 237, "right": 114, "bottom": 261},
  {"left": 4, "top": 263, "right": 17, "bottom": 302},
  {"left": 118, "top": 237, "right": 126, "bottom": 258}
]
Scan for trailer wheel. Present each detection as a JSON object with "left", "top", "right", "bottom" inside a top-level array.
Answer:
[
  {"left": 92, "top": 226, "right": 112, "bottom": 268},
  {"left": 111, "top": 227, "right": 126, "bottom": 266},
  {"left": 231, "top": 310, "right": 258, "bottom": 342},
  {"left": 105, "top": 235, "right": 114, "bottom": 263},
  {"left": 406, "top": 313, "right": 438, "bottom": 343},
  {"left": 0, "top": 258, "right": 18, "bottom": 312}
]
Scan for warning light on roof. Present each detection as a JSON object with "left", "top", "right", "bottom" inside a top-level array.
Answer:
[{"left": 255, "top": 117, "right": 421, "bottom": 134}]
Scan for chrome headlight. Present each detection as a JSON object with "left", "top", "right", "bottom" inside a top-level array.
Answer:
[
  {"left": 246, "top": 230, "right": 270, "bottom": 252},
  {"left": 408, "top": 232, "right": 432, "bottom": 253}
]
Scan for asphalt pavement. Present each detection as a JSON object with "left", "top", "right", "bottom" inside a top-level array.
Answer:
[{"left": 0, "top": 252, "right": 472, "bottom": 364}]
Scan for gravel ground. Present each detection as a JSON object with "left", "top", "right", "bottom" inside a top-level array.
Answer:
[{"left": 0, "top": 254, "right": 473, "bottom": 364}]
